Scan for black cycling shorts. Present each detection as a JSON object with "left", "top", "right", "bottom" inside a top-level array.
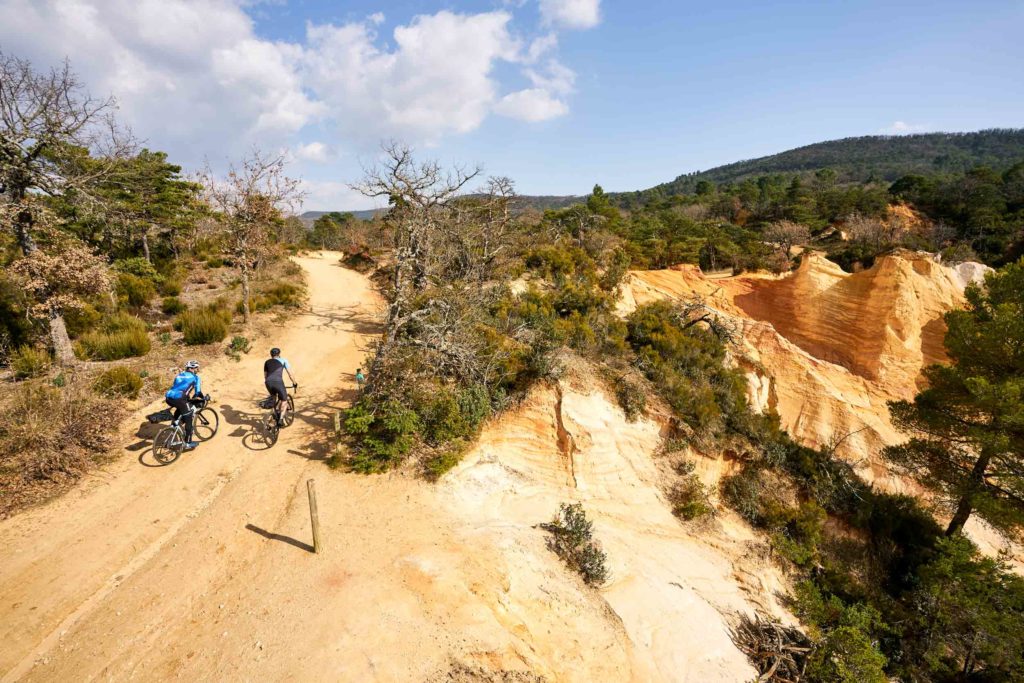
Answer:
[{"left": 265, "top": 381, "right": 288, "bottom": 401}]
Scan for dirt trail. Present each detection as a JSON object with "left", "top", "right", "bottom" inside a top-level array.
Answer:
[{"left": 0, "top": 254, "right": 645, "bottom": 682}]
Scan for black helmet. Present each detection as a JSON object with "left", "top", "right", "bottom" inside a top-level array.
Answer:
[{"left": 270, "top": 347, "right": 281, "bottom": 357}]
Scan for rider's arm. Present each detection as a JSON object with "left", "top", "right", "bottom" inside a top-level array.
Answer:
[
  {"left": 193, "top": 374, "right": 203, "bottom": 398},
  {"left": 286, "top": 365, "right": 297, "bottom": 386}
]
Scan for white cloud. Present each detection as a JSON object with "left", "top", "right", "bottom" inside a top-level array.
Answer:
[
  {"left": 494, "top": 88, "right": 569, "bottom": 122},
  {"left": 0, "top": 0, "right": 322, "bottom": 165},
  {"left": 299, "top": 178, "right": 380, "bottom": 211},
  {"left": 294, "top": 141, "right": 332, "bottom": 163},
  {"left": 525, "top": 32, "right": 558, "bottom": 63},
  {"left": 0, "top": 0, "right": 590, "bottom": 178},
  {"left": 303, "top": 11, "right": 522, "bottom": 141},
  {"left": 879, "top": 121, "right": 930, "bottom": 135},
  {"left": 538, "top": 0, "right": 601, "bottom": 30},
  {"left": 525, "top": 59, "right": 576, "bottom": 95}
]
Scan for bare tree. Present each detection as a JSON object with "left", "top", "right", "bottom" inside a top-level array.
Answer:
[
  {"left": 0, "top": 52, "right": 132, "bottom": 254},
  {"left": 845, "top": 213, "right": 901, "bottom": 253},
  {"left": 763, "top": 220, "right": 811, "bottom": 257},
  {"left": 1, "top": 52, "right": 131, "bottom": 361},
  {"left": 352, "top": 141, "right": 480, "bottom": 383},
  {"left": 203, "top": 151, "right": 301, "bottom": 324}
]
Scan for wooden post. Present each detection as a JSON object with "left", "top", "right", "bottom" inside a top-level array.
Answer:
[
  {"left": 307, "top": 479, "right": 322, "bottom": 554},
  {"left": 332, "top": 411, "right": 341, "bottom": 435}
]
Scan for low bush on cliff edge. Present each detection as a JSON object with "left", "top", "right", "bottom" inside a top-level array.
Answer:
[{"left": 542, "top": 502, "right": 609, "bottom": 586}]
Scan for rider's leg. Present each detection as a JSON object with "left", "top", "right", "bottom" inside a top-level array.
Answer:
[{"left": 168, "top": 396, "right": 194, "bottom": 442}]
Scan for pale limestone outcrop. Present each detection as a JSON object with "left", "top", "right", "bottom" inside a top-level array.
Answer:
[{"left": 443, "top": 378, "right": 790, "bottom": 682}]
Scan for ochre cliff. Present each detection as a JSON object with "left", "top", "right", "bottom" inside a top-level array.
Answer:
[
  {"left": 443, "top": 370, "right": 792, "bottom": 682},
  {"left": 618, "top": 251, "right": 989, "bottom": 483}
]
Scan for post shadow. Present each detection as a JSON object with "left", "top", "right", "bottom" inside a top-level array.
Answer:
[{"left": 245, "top": 523, "right": 314, "bottom": 553}]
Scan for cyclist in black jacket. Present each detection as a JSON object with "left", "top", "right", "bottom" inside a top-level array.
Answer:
[{"left": 264, "top": 348, "right": 297, "bottom": 427}]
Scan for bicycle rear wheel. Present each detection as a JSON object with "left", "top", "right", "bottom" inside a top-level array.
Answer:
[
  {"left": 281, "top": 396, "right": 295, "bottom": 427},
  {"left": 154, "top": 426, "right": 184, "bottom": 464},
  {"left": 262, "top": 413, "right": 280, "bottom": 446},
  {"left": 193, "top": 408, "right": 220, "bottom": 441}
]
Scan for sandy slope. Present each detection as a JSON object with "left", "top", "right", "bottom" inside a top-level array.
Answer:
[{"left": 3, "top": 252, "right": 773, "bottom": 682}]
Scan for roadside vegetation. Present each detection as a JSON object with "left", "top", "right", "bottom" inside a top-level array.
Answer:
[
  {"left": 334, "top": 141, "right": 1024, "bottom": 681},
  {"left": 0, "top": 54, "right": 309, "bottom": 516}
]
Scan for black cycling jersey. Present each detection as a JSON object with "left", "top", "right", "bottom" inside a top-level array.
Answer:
[{"left": 263, "top": 357, "right": 290, "bottom": 383}]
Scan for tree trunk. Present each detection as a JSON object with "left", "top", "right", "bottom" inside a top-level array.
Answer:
[
  {"left": 15, "top": 201, "right": 38, "bottom": 256},
  {"left": 49, "top": 312, "right": 76, "bottom": 366},
  {"left": 946, "top": 451, "right": 994, "bottom": 536},
  {"left": 141, "top": 228, "right": 152, "bottom": 263},
  {"left": 240, "top": 269, "right": 251, "bottom": 324}
]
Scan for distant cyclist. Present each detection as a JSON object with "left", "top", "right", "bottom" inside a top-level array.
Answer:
[
  {"left": 165, "top": 360, "right": 204, "bottom": 451},
  {"left": 264, "top": 348, "right": 297, "bottom": 427}
]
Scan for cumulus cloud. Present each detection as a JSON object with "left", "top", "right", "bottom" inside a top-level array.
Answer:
[
  {"left": 293, "top": 141, "right": 332, "bottom": 163},
  {"left": 538, "top": 0, "right": 601, "bottom": 30},
  {"left": 879, "top": 121, "right": 930, "bottom": 135},
  {"left": 303, "top": 11, "right": 524, "bottom": 140},
  {"left": 494, "top": 88, "right": 569, "bottom": 122},
  {"left": 0, "top": 0, "right": 325, "bottom": 164},
  {"left": 0, "top": 0, "right": 601, "bottom": 203}
]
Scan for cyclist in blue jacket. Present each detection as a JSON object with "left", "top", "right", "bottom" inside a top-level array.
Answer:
[{"left": 165, "top": 360, "right": 204, "bottom": 451}]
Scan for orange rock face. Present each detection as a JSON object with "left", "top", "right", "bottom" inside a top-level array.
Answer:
[{"left": 619, "top": 251, "right": 989, "bottom": 482}]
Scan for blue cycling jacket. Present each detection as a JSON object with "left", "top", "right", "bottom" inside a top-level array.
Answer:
[{"left": 166, "top": 371, "right": 201, "bottom": 400}]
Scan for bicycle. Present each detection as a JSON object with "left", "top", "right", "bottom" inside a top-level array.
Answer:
[
  {"left": 258, "top": 384, "right": 297, "bottom": 446},
  {"left": 152, "top": 395, "right": 220, "bottom": 464}
]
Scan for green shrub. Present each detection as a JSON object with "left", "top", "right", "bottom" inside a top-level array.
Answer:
[
  {"left": 158, "top": 331, "right": 171, "bottom": 345},
  {"left": 76, "top": 327, "right": 151, "bottom": 360},
  {"left": 615, "top": 376, "right": 647, "bottom": 421},
  {"left": 161, "top": 296, "right": 187, "bottom": 315},
  {"left": 116, "top": 272, "right": 157, "bottom": 307},
  {"left": 225, "top": 335, "right": 251, "bottom": 361},
  {"left": 11, "top": 346, "right": 51, "bottom": 379},
  {"left": 177, "top": 306, "right": 231, "bottom": 345},
  {"left": 64, "top": 304, "right": 103, "bottom": 338},
  {"left": 160, "top": 278, "right": 182, "bottom": 296},
  {"left": 544, "top": 502, "right": 609, "bottom": 586},
  {"left": 113, "top": 257, "right": 161, "bottom": 281},
  {"left": 52, "top": 372, "right": 66, "bottom": 388},
  {"left": 238, "top": 282, "right": 305, "bottom": 314},
  {"left": 626, "top": 301, "right": 749, "bottom": 441},
  {"left": 205, "top": 257, "right": 225, "bottom": 268},
  {"left": 344, "top": 399, "right": 421, "bottom": 473},
  {"left": 423, "top": 439, "right": 470, "bottom": 481},
  {"left": 94, "top": 367, "right": 143, "bottom": 399},
  {"left": 668, "top": 461, "right": 712, "bottom": 520}
]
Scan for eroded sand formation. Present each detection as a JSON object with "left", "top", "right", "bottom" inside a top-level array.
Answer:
[
  {"left": 0, "top": 250, "right": 1004, "bottom": 682},
  {"left": 618, "top": 251, "right": 989, "bottom": 484}
]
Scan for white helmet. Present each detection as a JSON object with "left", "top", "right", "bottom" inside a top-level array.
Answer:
[{"left": 184, "top": 360, "right": 200, "bottom": 371}]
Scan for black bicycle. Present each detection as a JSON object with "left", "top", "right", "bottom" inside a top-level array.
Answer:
[
  {"left": 152, "top": 396, "right": 219, "bottom": 464},
  {"left": 258, "top": 384, "right": 297, "bottom": 446}
]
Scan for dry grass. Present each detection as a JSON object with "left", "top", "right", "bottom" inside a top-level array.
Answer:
[{"left": 0, "top": 375, "right": 124, "bottom": 518}]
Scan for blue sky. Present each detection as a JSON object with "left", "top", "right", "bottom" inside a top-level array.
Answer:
[{"left": 0, "top": 0, "right": 1021, "bottom": 209}]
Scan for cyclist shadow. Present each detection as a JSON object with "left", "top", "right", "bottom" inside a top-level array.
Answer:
[{"left": 219, "top": 403, "right": 275, "bottom": 451}]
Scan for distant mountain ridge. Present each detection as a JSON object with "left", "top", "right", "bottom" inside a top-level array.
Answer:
[
  {"left": 628, "top": 129, "right": 1024, "bottom": 201},
  {"left": 311, "top": 129, "right": 1024, "bottom": 216}
]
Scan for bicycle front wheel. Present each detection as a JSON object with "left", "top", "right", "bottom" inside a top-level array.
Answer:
[
  {"left": 154, "top": 427, "right": 184, "bottom": 464},
  {"left": 193, "top": 408, "right": 220, "bottom": 441}
]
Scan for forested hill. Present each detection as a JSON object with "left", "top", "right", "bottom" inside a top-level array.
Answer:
[
  {"left": 629, "top": 129, "right": 1024, "bottom": 200},
  {"left": 310, "top": 129, "right": 1024, "bottom": 217}
]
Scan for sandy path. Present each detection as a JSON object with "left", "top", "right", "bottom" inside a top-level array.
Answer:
[
  {"left": 0, "top": 253, "right": 654, "bottom": 683},
  {"left": 0, "top": 253, "right": 394, "bottom": 680}
]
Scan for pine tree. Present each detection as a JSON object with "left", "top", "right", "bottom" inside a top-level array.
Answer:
[{"left": 884, "top": 260, "right": 1024, "bottom": 536}]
